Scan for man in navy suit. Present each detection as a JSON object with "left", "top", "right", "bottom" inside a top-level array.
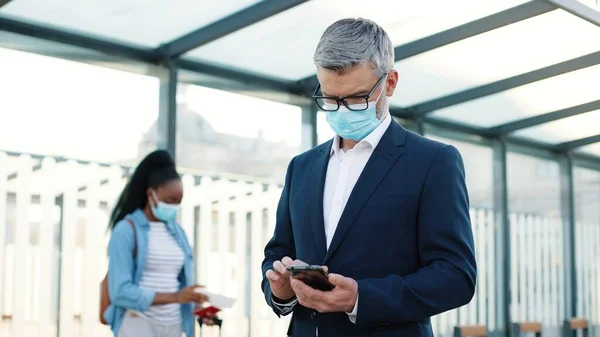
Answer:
[{"left": 261, "top": 18, "right": 477, "bottom": 337}]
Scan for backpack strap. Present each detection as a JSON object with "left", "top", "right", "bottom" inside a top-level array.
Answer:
[{"left": 124, "top": 217, "right": 137, "bottom": 257}]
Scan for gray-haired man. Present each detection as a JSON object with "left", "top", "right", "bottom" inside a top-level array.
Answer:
[{"left": 262, "top": 18, "right": 477, "bottom": 337}]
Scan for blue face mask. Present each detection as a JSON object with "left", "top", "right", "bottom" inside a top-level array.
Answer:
[
  {"left": 150, "top": 191, "right": 180, "bottom": 224},
  {"left": 325, "top": 86, "right": 385, "bottom": 141}
]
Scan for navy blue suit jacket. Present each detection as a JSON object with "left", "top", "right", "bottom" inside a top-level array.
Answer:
[{"left": 261, "top": 121, "right": 477, "bottom": 337}]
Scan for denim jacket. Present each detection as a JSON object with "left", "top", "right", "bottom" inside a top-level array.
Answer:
[{"left": 103, "top": 209, "right": 196, "bottom": 337}]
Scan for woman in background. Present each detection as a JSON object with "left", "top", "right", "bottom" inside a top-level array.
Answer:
[{"left": 103, "top": 150, "right": 211, "bottom": 337}]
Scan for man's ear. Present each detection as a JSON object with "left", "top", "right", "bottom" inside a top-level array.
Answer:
[{"left": 385, "top": 70, "right": 399, "bottom": 97}]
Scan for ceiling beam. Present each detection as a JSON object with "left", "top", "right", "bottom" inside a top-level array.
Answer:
[
  {"left": 177, "top": 59, "right": 303, "bottom": 94},
  {"left": 0, "top": 16, "right": 303, "bottom": 93},
  {"left": 389, "top": 106, "right": 600, "bottom": 161},
  {"left": 0, "top": 0, "right": 13, "bottom": 9},
  {"left": 0, "top": 15, "right": 161, "bottom": 62},
  {"left": 488, "top": 99, "right": 600, "bottom": 135},
  {"left": 159, "top": 0, "right": 308, "bottom": 58},
  {"left": 402, "top": 50, "right": 600, "bottom": 117},
  {"left": 556, "top": 134, "right": 600, "bottom": 151},
  {"left": 544, "top": 0, "right": 600, "bottom": 27},
  {"left": 393, "top": 1, "right": 555, "bottom": 61},
  {"left": 297, "top": 0, "right": 555, "bottom": 92}
]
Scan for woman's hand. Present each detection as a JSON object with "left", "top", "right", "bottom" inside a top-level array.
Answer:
[
  {"left": 176, "top": 285, "right": 208, "bottom": 304},
  {"left": 201, "top": 314, "right": 218, "bottom": 326}
]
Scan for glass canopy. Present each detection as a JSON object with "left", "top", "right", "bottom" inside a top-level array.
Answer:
[
  {"left": 187, "top": 0, "right": 530, "bottom": 80},
  {"left": 1, "top": 0, "right": 600, "bottom": 159}
]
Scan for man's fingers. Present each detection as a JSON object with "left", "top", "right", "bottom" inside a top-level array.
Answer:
[
  {"left": 293, "top": 259, "right": 308, "bottom": 266},
  {"left": 273, "top": 260, "right": 287, "bottom": 275},
  {"left": 265, "top": 269, "right": 280, "bottom": 282},
  {"left": 321, "top": 265, "right": 329, "bottom": 273},
  {"left": 328, "top": 273, "right": 351, "bottom": 288},
  {"left": 281, "top": 256, "right": 294, "bottom": 266}
]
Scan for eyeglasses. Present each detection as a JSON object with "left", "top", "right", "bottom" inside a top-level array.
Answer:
[{"left": 312, "top": 74, "right": 387, "bottom": 112}]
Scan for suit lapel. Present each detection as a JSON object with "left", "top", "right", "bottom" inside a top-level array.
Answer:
[
  {"left": 308, "top": 141, "right": 331, "bottom": 262},
  {"left": 323, "top": 122, "right": 407, "bottom": 264}
]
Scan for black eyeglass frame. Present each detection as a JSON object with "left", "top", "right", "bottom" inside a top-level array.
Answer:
[{"left": 311, "top": 74, "right": 387, "bottom": 112}]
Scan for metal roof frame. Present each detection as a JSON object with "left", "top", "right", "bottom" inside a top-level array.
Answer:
[
  {"left": 298, "top": 0, "right": 557, "bottom": 90},
  {"left": 159, "top": 0, "right": 308, "bottom": 58},
  {"left": 1, "top": 0, "right": 600, "bottom": 161}
]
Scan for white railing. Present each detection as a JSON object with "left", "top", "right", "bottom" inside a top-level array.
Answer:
[{"left": 1, "top": 151, "right": 599, "bottom": 337}]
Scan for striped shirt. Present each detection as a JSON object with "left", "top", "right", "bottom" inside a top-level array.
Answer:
[{"left": 138, "top": 221, "right": 185, "bottom": 324}]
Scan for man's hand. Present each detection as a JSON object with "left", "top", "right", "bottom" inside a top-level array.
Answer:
[
  {"left": 290, "top": 272, "right": 358, "bottom": 313},
  {"left": 265, "top": 257, "right": 307, "bottom": 301}
]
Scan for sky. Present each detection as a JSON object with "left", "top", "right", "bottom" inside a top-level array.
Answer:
[{"left": 0, "top": 47, "right": 304, "bottom": 163}]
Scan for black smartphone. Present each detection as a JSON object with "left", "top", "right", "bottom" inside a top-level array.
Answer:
[{"left": 287, "top": 265, "right": 334, "bottom": 291}]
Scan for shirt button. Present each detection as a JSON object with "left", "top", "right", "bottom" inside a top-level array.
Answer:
[{"left": 310, "top": 312, "right": 317, "bottom": 320}]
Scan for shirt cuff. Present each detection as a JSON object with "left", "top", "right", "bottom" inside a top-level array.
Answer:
[
  {"left": 346, "top": 294, "right": 358, "bottom": 324},
  {"left": 272, "top": 296, "right": 297, "bottom": 315}
]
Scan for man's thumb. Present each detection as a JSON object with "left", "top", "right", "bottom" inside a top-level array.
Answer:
[{"left": 328, "top": 273, "right": 348, "bottom": 287}]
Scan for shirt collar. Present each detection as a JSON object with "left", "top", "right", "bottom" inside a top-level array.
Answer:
[{"left": 330, "top": 113, "right": 392, "bottom": 156}]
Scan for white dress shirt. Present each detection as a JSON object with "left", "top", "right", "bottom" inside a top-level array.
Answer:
[{"left": 273, "top": 113, "right": 392, "bottom": 332}]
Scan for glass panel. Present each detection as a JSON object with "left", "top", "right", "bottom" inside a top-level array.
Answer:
[
  {"left": 577, "top": 0, "right": 600, "bottom": 11},
  {"left": 187, "top": 0, "right": 529, "bottom": 80},
  {"left": 507, "top": 153, "right": 564, "bottom": 335},
  {"left": 573, "top": 167, "right": 600, "bottom": 330},
  {"left": 0, "top": 31, "right": 160, "bottom": 77},
  {"left": 391, "top": 9, "right": 600, "bottom": 107},
  {"left": 1, "top": 0, "right": 262, "bottom": 46},
  {"left": 177, "top": 83, "right": 300, "bottom": 336},
  {"left": 513, "top": 109, "right": 600, "bottom": 143},
  {"left": 578, "top": 143, "right": 600, "bottom": 157},
  {"left": 431, "top": 64, "right": 600, "bottom": 127},
  {"left": 0, "top": 47, "right": 159, "bottom": 162},
  {"left": 423, "top": 134, "right": 495, "bottom": 336}
]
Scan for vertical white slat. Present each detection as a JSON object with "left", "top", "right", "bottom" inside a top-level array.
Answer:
[
  {"left": 206, "top": 179, "right": 221, "bottom": 294},
  {"left": 534, "top": 216, "right": 543, "bottom": 322},
  {"left": 541, "top": 213, "right": 552, "bottom": 327},
  {"left": 80, "top": 163, "right": 102, "bottom": 337},
  {"left": 517, "top": 214, "right": 527, "bottom": 321},
  {"left": 556, "top": 217, "right": 565, "bottom": 328},
  {"left": 11, "top": 154, "right": 33, "bottom": 337},
  {"left": 0, "top": 152, "right": 7, "bottom": 325},
  {"left": 24, "top": 237, "right": 33, "bottom": 321},
  {"left": 476, "top": 209, "right": 486, "bottom": 325},
  {"left": 509, "top": 212, "right": 519, "bottom": 322},
  {"left": 526, "top": 214, "right": 536, "bottom": 320},
  {"left": 590, "top": 223, "right": 600, "bottom": 329},
  {"left": 549, "top": 217, "right": 559, "bottom": 327},
  {"left": 459, "top": 209, "right": 475, "bottom": 326},
  {"left": 180, "top": 174, "right": 196, "bottom": 243},
  {"left": 218, "top": 181, "right": 232, "bottom": 297},
  {"left": 239, "top": 182, "right": 254, "bottom": 335},
  {"left": 197, "top": 178, "right": 213, "bottom": 288},
  {"left": 438, "top": 310, "right": 449, "bottom": 337},
  {"left": 486, "top": 210, "right": 496, "bottom": 330},
  {"left": 36, "top": 157, "right": 57, "bottom": 335},
  {"left": 581, "top": 222, "right": 589, "bottom": 322},
  {"left": 58, "top": 160, "right": 79, "bottom": 337},
  {"left": 575, "top": 221, "right": 583, "bottom": 319},
  {"left": 233, "top": 183, "right": 249, "bottom": 337},
  {"left": 586, "top": 223, "right": 594, "bottom": 325},
  {"left": 249, "top": 184, "right": 266, "bottom": 337},
  {"left": 543, "top": 217, "right": 558, "bottom": 327}
]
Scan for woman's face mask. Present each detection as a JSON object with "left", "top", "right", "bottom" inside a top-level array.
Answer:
[{"left": 150, "top": 190, "right": 180, "bottom": 223}]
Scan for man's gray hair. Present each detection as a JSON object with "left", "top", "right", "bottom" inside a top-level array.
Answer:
[{"left": 314, "top": 18, "right": 394, "bottom": 77}]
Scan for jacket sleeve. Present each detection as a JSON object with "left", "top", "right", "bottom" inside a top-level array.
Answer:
[
  {"left": 261, "top": 157, "right": 297, "bottom": 317},
  {"left": 355, "top": 145, "right": 477, "bottom": 328},
  {"left": 107, "top": 219, "right": 155, "bottom": 312}
]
